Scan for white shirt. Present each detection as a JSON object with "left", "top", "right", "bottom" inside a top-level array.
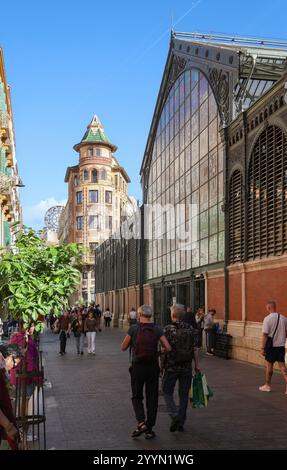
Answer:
[
  {"left": 129, "top": 311, "right": 137, "bottom": 320},
  {"left": 262, "top": 312, "right": 287, "bottom": 348},
  {"left": 104, "top": 311, "right": 112, "bottom": 319},
  {"left": 204, "top": 313, "right": 214, "bottom": 330}
]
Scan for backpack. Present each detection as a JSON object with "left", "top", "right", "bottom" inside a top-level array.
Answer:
[
  {"left": 133, "top": 323, "right": 158, "bottom": 362},
  {"left": 173, "top": 324, "right": 194, "bottom": 364}
]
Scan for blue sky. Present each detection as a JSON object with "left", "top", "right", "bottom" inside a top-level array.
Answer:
[{"left": 1, "top": 0, "right": 287, "bottom": 229}]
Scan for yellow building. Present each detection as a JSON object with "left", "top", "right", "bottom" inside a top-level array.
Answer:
[
  {"left": 59, "top": 115, "right": 134, "bottom": 303},
  {"left": 0, "top": 49, "right": 22, "bottom": 248}
]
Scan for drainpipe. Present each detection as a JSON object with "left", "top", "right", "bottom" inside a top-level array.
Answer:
[
  {"left": 223, "top": 126, "right": 230, "bottom": 333},
  {"left": 139, "top": 204, "right": 144, "bottom": 305}
]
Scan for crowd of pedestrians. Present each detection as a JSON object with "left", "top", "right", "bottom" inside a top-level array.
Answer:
[
  {"left": 46, "top": 303, "right": 113, "bottom": 356},
  {"left": 1, "top": 298, "right": 286, "bottom": 449},
  {"left": 122, "top": 301, "right": 287, "bottom": 441}
]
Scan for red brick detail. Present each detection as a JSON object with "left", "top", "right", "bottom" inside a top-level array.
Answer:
[
  {"left": 246, "top": 266, "right": 287, "bottom": 322},
  {"left": 143, "top": 286, "right": 151, "bottom": 306},
  {"left": 228, "top": 274, "right": 242, "bottom": 321},
  {"left": 207, "top": 277, "right": 224, "bottom": 320}
]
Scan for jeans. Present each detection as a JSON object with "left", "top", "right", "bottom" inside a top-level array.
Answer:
[
  {"left": 198, "top": 329, "right": 203, "bottom": 348},
  {"left": 87, "top": 331, "right": 96, "bottom": 353},
  {"left": 59, "top": 330, "right": 67, "bottom": 353},
  {"left": 130, "top": 361, "right": 160, "bottom": 430},
  {"left": 76, "top": 333, "right": 85, "bottom": 353},
  {"left": 162, "top": 369, "right": 193, "bottom": 426}
]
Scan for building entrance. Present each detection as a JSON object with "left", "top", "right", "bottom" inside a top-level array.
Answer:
[
  {"left": 193, "top": 276, "right": 205, "bottom": 313},
  {"left": 177, "top": 283, "right": 191, "bottom": 309},
  {"left": 163, "top": 284, "right": 175, "bottom": 326}
]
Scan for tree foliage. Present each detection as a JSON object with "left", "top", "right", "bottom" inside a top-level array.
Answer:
[{"left": 0, "top": 227, "right": 82, "bottom": 332}]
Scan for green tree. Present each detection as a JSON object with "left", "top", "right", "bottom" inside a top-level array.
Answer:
[{"left": 0, "top": 227, "right": 82, "bottom": 332}]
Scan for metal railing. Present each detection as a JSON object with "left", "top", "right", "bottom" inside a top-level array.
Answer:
[{"left": 13, "top": 338, "right": 46, "bottom": 450}]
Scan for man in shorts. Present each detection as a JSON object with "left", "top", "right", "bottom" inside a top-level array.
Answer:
[{"left": 259, "top": 301, "right": 287, "bottom": 394}]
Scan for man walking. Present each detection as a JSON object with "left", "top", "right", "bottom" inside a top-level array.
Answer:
[
  {"left": 259, "top": 301, "right": 287, "bottom": 394},
  {"left": 162, "top": 304, "right": 199, "bottom": 432},
  {"left": 55, "top": 310, "right": 71, "bottom": 355},
  {"left": 121, "top": 305, "right": 171, "bottom": 440}
]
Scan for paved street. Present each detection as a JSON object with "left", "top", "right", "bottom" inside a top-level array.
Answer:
[{"left": 42, "top": 327, "right": 287, "bottom": 450}]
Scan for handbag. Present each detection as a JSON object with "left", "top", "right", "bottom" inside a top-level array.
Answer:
[{"left": 265, "top": 314, "right": 280, "bottom": 352}]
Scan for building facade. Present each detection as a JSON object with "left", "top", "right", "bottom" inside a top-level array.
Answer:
[
  {"left": 0, "top": 49, "right": 22, "bottom": 248},
  {"left": 59, "top": 115, "right": 134, "bottom": 303},
  {"left": 95, "top": 32, "right": 287, "bottom": 365}
]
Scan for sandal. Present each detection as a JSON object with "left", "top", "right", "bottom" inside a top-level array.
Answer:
[{"left": 131, "top": 422, "right": 148, "bottom": 438}]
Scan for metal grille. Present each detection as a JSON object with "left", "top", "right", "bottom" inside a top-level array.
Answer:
[
  {"left": 128, "top": 238, "right": 137, "bottom": 286},
  {"left": 248, "top": 125, "right": 287, "bottom": 259},
  {"left": 229, "top": 169, "right": 244, "bottom": 263}
]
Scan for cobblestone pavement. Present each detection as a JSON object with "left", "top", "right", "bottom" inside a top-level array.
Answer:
[{"left": 42, "top": 327, "right": 287, "bottom": 450}]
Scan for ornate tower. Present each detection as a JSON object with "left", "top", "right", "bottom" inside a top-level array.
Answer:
[{"left": 60, "top": 115, "right": 132, "bottom": 303}]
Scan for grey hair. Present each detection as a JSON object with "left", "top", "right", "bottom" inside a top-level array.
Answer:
[
  {"left": 170, "top": 304, "right": 186, "bottom": 320},
  {"left": 138, "top": 305, "right": 153, "bottom": 318}
]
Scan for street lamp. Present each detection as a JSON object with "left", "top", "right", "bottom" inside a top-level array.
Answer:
[{"left": 15, "top": 177, "right": 25, "bottom": 188}]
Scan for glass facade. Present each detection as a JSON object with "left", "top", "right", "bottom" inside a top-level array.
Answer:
[{"left": 146, "top": 68, "right": 224, "bottom": 280}]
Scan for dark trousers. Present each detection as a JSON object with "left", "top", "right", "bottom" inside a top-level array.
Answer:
[
  {"left": 205, "top": 329, "right": 215, "bottom": 353},
  {"left": 162, "top": 369, "right": 193, "bottom": 426},
  {"left": 59, "top": 330, "right": 67, "bottom": 353},
  {"left": 105, "top": 318, "right": 111, "bottom": 327},
  {"left": 130, "top": 362, "right": 160, "bottom": 430}
]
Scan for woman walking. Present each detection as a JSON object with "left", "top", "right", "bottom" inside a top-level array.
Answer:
[
  {"left": 104, "top": 308, "right": 112, "bottom": 328},
  {"left": 84, "top": 310, "right": 97, "bottom": 354},
  {"left": 71, "top": 313, "right": 85, "bottom": 355}
]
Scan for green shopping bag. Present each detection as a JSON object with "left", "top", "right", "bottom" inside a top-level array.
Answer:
[{"left": 189, "top": 372, "right": 214, "bottom": 408}]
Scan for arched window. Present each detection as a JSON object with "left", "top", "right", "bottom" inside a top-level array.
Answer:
[
  {"left": 88, "top": 148, "right": 93, "bottom": 157},
  {"left": 92, "top": 169, "right": 98, "bottom": 183},
  {"left": 83, "top": 169, "right": 89, "bottom": 181},
  {"left": 248, "top": 125, "right": 287, "bottom": 260},
  {"left": 100, "top": 168, "right": 107, "bottom": 180},
  {"left": 229, "top": 169, "right": 244, "bottom": 263}
]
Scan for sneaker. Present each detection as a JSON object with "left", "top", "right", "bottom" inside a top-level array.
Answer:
[
  {"left": 145, "top": 430, "right": 156, "bottom": 440},
  {"left": 170, "top": 416, "right": 180, "bottom": 432},
  {"left": 206, "top": 352, "right": 214, "bottom": 356},
  {"left": 259, "top": 385, "right": 271, "bottom": 392}
]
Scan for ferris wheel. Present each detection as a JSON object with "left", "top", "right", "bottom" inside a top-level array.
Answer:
[{"left": 44, "top": 206, "right": 64, "bottom": 232}]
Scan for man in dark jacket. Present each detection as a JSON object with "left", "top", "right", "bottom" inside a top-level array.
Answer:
[{"left": 162, "top": 304, "right": 199, "bottom": 433}]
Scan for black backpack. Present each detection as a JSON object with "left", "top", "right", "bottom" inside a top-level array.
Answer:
[{"left": 173, "top": 324, "right": 194, "bottom": 364}]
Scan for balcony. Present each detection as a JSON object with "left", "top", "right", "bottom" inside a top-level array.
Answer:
[
  {"left": 0, "top": 111, "right": 9, "bottom": 141},
  {"left": 0, "top": 173, "right": 12, "bottom": 195},
  {"left": 4, "top": 141, "right": 13, "bottom": 167}
]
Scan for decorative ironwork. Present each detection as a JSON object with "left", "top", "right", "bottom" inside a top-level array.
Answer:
[
  {"left": 165, "top": 54, "right": 187, "bottom": 99},
  {"left": 209, "top": 68, "right": 230, "bottom": 126},
  {"left": 44, "top": 206, "right": 64, "bottom": 232},
  {"left": 248, "top": 125, "right": 287, "bottom": 260},
  {"left": 229, "top": 170, "right": 244, "bottom": 263}
]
